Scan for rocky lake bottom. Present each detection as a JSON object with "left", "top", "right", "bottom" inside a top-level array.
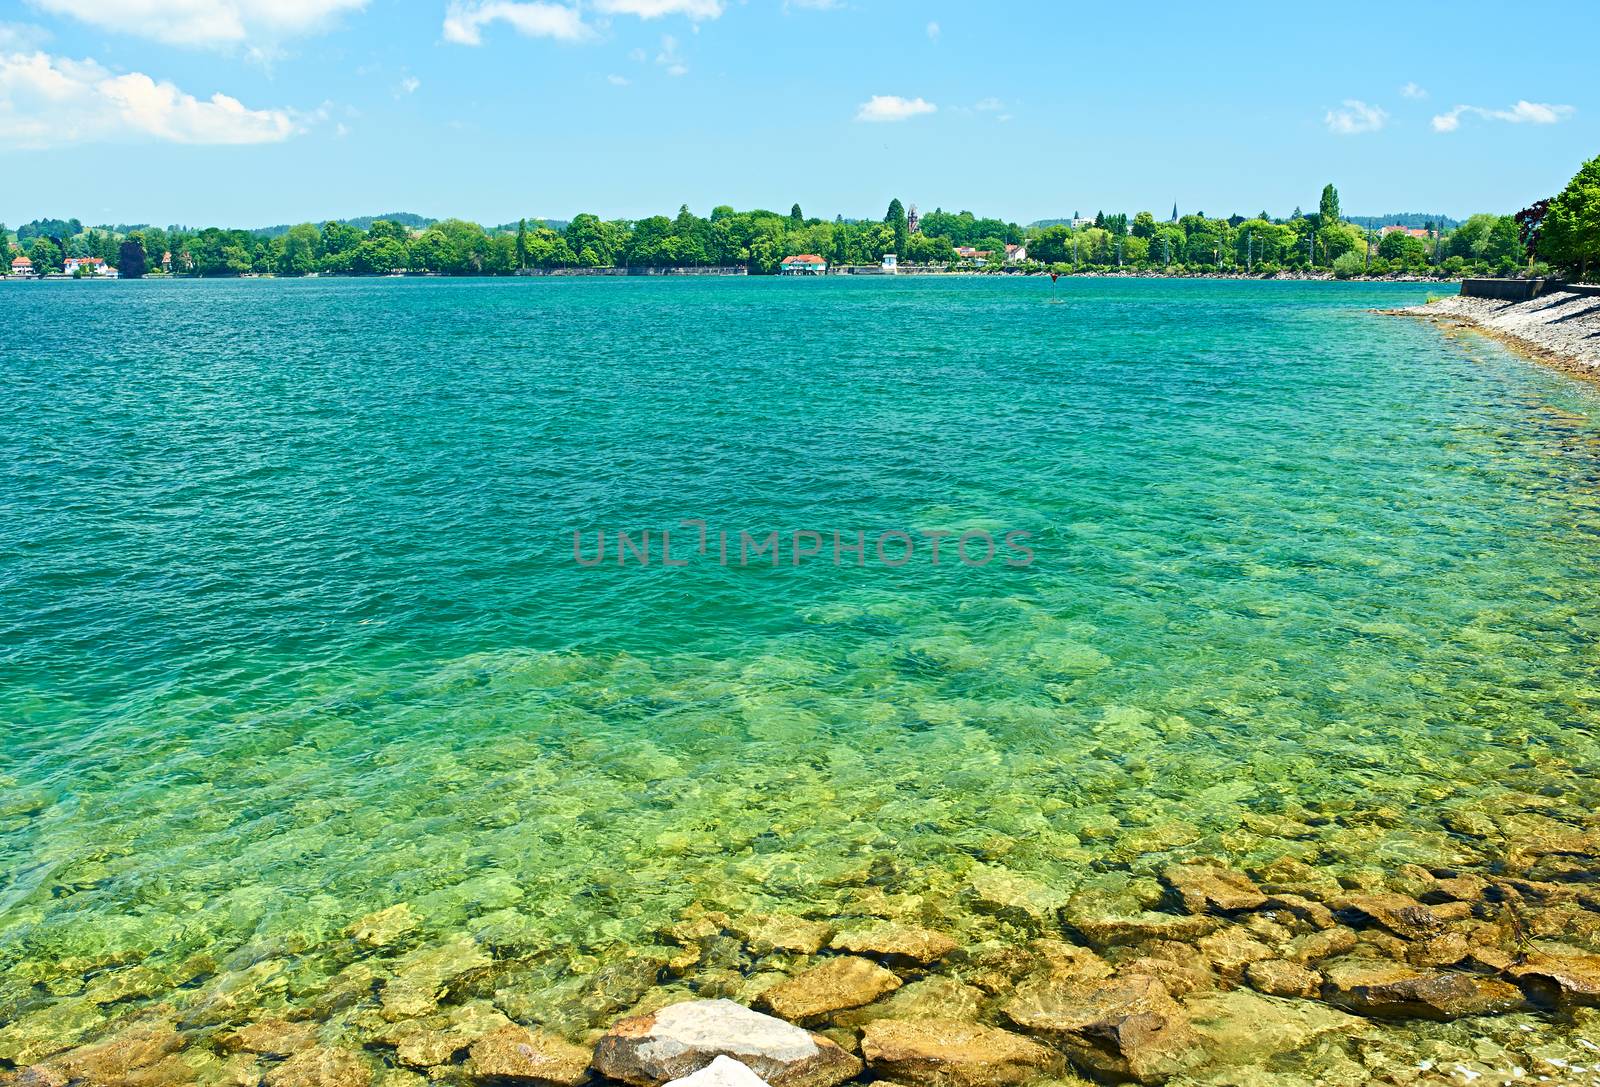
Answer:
[{"left": 4, "top": 277, "right": 1600, "bottom": 1085}]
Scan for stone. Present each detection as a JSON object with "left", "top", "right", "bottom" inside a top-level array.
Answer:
[
  {"left": 1002, "top": 974, "right": 1203, "bottom": 1084},
  {"left": 1161, "top": 865, "right": 1267, "bottom": 915},
  {"left": 1285, "top": 926, "right": 1358, "bottom": 965},
  {"left": 1320, "top": 959, "right": 1526, "bottom": 1020},
  {"left": 828, "top": 924, "right": 958, "bottom": 966},
  {"left": 731, "top": 916, "right": 834, "bottom": 956},
  {"left": 591, "top": 1000, "right": 862, "bottom": 1087},
  {"left": 1258, "top": 894, "right": 1336, "bottom": 931},
  {"left": 348, "top": 904, "right": 420, "bottom": 949},
  {"left": 859, "top": 1020, "right": 1061, "bottom": 1087},
  {"left": 1183, "top": 989, "right": 1362, "bottom": 1063},
  {"left": 381, "top": 937, "right": 492, "bottom": 1019},
  {"left": 1244, "top": 959, "right": 1321, "bottom": 999},
  {"left": 663, "top": 1056, "right": 771, "bottom": 1087},
  {"left": 1030, "top": 940, "right": 1116, "bottom": 982},
  {"left": 832, "top": 978, "right": 985, "bottom": 1029},
  {"left": 261, "top": 1047, "right": 372, "bottom": 1087},
  {"left": 221, "top": 1019, "right": 320, "bottom": 1057},
  {"left": 1330, "top": 894, "right": 1444, "bottom": 940},
  {"left": 965, "top": 866, "right": 1069, "bottom": 927},
  {"left": 1506, "top": 952, "right": 1600, "bottom": 1007},
  {"left": 387, "top": 1003, "right": 513, "bottom": 1070},
  {"left": 43, "top": 1021, "right": 182, "bottom": 1085},
  {"left": 465, "top": 1025, "right": 591, "bottom": 1085},
  {"left": 1065, "top": 908, "right": 1219, "bottom": 950},
  {"left": 1195, "top": 928, "right": 1274, "bottom": 984},
  {"left": 760, "top": 958, "right": 901, "bottom": 1022}
]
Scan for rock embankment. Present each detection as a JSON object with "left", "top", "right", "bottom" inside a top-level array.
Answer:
[{"left": 1396, "top": 290, "right": 1600, "bottom": 376}]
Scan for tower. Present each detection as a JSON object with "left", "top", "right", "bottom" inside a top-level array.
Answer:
[
  {"left": 1170, "top": 202, "right": 1179, "bottom": 223},
  {"left": 907, "top": 204, "right": 920, "bottom": 235}
]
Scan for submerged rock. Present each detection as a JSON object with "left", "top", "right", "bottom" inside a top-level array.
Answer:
[
  {"left": 1065, "top": 908, "right": 1219, "bottom": 950},
  {"left": 1321, "top": 959, "right": 1526, "bottom": 1020},
  {"left": 1329, "top": 894, "right": 1445, "bottom": 941},
  {"left": 261, "top": 1046, "right": 373, "bottom": 1087},
  {"left": 1182, "top": 989, "right": 1362, "bottom": 1063},
  {"left": 1001, "top": 974, "right": 1203, "bottom": 1084},
  {"left": 591, "top": 999, "right": 861, "bottom": 1087},
  {"left": 759, "top": 958, "right": 901, "bottom": 1022},
  {"left": 832, "top": 977, "right": 985, "bottom": 1029},
  {"left": 220, "top": 1018, "right": 320, "bottom": 1058},
  {"left": 965, "top": 866, "right": 1069, "bottom": 928},
  {"left": 828, "top": 924, "right": 959, "bottom": 966},
  {"left": 465, "top": 1025, "right": 591, "bottom": 1085},
  {"left": 1161, "top": 865, "right": 1267, "bottom": 915},
  {"left": 348, "top": 905, "right": 420, "bottom": 949},
  {"left": 859, "top": 1019, "right": 1061, "bottom": 1087},
  {"left": 730, "top": 916, "right": 834, "bottom": 956},
  {"left": 1243, "top": 959, "right": 1321, "bottom": 999},
  {"left": 35, "top": 1020, "right": 182, "bottom": 1085},
  {"left": 1506, "top": 952, "right": 1600, "bottom": 1007}
]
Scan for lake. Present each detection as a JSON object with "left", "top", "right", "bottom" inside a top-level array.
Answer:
[{"left": 4, "top": 276, "right": 1600, "bottom": 1082}]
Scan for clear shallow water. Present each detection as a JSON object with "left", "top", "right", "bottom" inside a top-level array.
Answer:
[{"left": 3, "top": 277, "right": 1600, "bottom": 1068}]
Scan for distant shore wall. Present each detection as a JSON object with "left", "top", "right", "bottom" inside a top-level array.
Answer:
[{"left": 1460, "top": 277, "right": 1568, "bottom": 301}]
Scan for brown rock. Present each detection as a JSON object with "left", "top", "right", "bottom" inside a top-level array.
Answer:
[
  {"left": 1002, "top": 974, "right": 1203, "bottom": 1084},
  {"left": 1506, "top": 952, "right": 1600, "bottom": 1007},
  {"left": 1330, "top": 894, "right": 1444, "bottom": 940},
  {"left": 1244, "top": 960, "right": 1320, "bottom": 999},
  {"left": 731, "top": 915, "right": 834, "bottom": 956},
  {"left": 466, "top": 1025, "right": 590, "bottom": 1085},
  {"left": 1320, "top": 959, "right": 1525, "bottom": 1020},
  {"left": 1258, "top": 894, "right": 1336, "bottom": 931},
  {"left": 761, "top": 958, "right": 901, "bottom": 1022},
  {"left": 221, "top": 1019, "right": 320, "bottom": 1058},
  {"left": 1196, "top": 928, "right": 1275, "bottom": 985},
  {"left": 1029, "top": 940, "right": 1115, "bottom": 982},
  {"left": 262, "top": 1047, "right": 372, "bottom": 1087},
  {"left": 1405, "top": 932, "right": 1471, "bottom": 968},
  {"left": 860, "top": 1020, "right": 1060, "bottom": 1087},
  {"left": 1286, "top": 926, "right": 1357, "bottom": 965},
  {"left": 1428, "top": 874, "right": 1489, "bottom": 903},
  {"left": 829, "top": 924, "right": 959, "bottom": 966},
  {"left": 832, "top": 978, "right": 985, "bottom": 1029},
  {"left": 1066, "top": 910, "right": 1219, "bottom": 950},
  {"left": 1182, "top": 989, "right": 1362, "bottom": 1063},
  {"left": 592, "top": 999, "right": 861, "bottom": 1087},
  {"left": 1162, "top": 865, "right": 1267, "bottom": 915},
  {"left": 46, "top": 1022, "right": 182, "bottom": 1085},
  {"left": 348, "top": 904, "right": 420, "bottom": 949}
]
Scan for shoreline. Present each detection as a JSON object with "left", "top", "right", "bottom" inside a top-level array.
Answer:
[{"left": 1388, "top": 291, "right": 1600, "bottom": 381}]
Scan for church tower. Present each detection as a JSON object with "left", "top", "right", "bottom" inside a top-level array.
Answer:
[{"left": 1170, "top": 202, "right": 1179, "bottom": 223}]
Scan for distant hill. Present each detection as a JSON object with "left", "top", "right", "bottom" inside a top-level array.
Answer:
[
  {"left": 491, "top": 218, "right": 570, "bottom": 234},
  {"left": 1346, "top": 213, "right": 1461, "bottom": 230},
  {"left": 253, "top": 212, "right": 437, "bottom": 238}
]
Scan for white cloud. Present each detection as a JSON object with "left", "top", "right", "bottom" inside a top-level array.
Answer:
[
  {"left": 856, "top": 94, "right": 936, "bottom": 123},
  {"left": 1400, "top": 81, "right": 1427, "bottom": 99},
  {"left": 0, "top": 50, "right": 297, "bottom": 147},
  {"left": 974, "top": 96, "right": 1003, "bottom": 112},
  {"left": 594, "top": 0, "right": 722, "bottom": 17},
  {"left": 1323, "top": 99, "right": 1387, "bottom": 135},
  {"left": 442, "top": 1, "right": 590, "bottom": 44},
  {"left": 0, "top": 22, "right": 50, "bottom": 49},
  {"left": 925, "top": 20, "right": 939, "bottom": 39},
  {"left": 27, "top": 0, "right": 365, "bottom": 48},
  {"left": 783, "top": 0, "right": 842, "bottom": 10},
  {"left": 1432, "top": 99, "right": 1576, "bottom": 132},
  {"left": 398, "top": 75, "right": 420, "bottom": 94},
  {"left": 656, "top": 33, "right": 687, "bottom": 75},
  {"left": 607, "top": 72, "right": 629, "bottom": 85}
]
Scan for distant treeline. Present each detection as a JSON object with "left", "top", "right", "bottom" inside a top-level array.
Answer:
[{"left": 5, "top": 160, "right": 1596, "bottom": 281}]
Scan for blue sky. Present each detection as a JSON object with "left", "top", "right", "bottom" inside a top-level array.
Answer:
[{"left": 1, "top": 0, "right": 1595, "bottom": 228}]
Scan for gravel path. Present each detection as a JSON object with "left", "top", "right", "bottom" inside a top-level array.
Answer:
[{"left": 1397, "top": 290, "right": 1600, "bottom": 376}]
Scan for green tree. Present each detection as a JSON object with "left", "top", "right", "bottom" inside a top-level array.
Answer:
[
  {"left": 117, "top": 238, "right": 147, "bottom": 278},
  {"left": 1539, "top": 155, "right": 1600, "bottom": 280},
  {"left": 1130, "top": 211, "right": 1157, "bottom": 239},
  {"left": 885, "top": 198, "right": 908, "bottom": 258},
  {"left": 789, "top": 204, "right": 804, "bottom": 228},
  {"left": 515, "top": 218, "right": 529, "bottom": 269},
  {"left": 29, "top": 236, "right": 62, "bottom": 273},
  {"left": 1319, "top": 184, "right": 1341, "bottom": 227}
]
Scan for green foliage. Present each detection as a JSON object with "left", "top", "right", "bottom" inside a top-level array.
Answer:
[
  {"left": 1332, "top": 251, "right": 1364, "bottom": 279},
  {"left": 117, "top": 239, "right": 147, "bottom": 278},
  {"left": 1539, "top": 155, "right": 1600, "bottom": 279}
]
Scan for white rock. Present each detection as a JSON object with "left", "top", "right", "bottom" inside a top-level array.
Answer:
[{"left": 664, "top": 1056, "right": 772, "bottom": 1087}]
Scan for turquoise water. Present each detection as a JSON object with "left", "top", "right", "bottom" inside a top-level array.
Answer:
[{"left": 3, "top": 277, "right": 1600, "bottom": 1068}]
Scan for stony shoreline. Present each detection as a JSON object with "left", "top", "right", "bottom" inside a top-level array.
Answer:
[
  {"left": 6, "top": 812, "right": 1600, "bottom": 1087},
  {"left": 1391, "top": 291, "right": 1600, "bottom": 379}
]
